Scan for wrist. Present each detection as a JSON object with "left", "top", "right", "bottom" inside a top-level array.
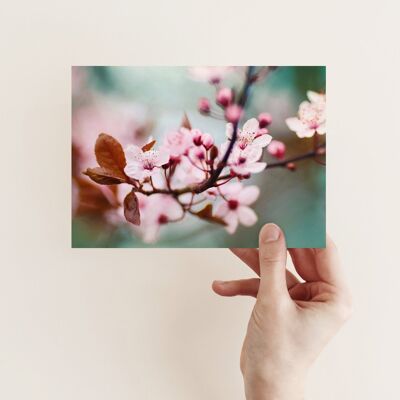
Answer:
[{"left": 243, "top": 370, "right": 305, "bottom": 400}]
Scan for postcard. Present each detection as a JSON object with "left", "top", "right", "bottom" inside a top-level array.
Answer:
[{"left": 72, "top": 66, "right": 325, "bottom": 247}]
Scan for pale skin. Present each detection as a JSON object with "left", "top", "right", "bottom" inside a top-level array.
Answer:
[{"left": 212, "top": 223, "right": 352, "bottom": 400}]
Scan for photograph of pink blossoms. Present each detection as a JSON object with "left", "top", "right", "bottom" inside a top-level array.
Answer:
[{"left": 72, "top": 66, "right": 326, "bottom": 248}]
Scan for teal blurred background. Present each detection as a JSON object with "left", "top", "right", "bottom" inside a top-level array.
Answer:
[{"left": 72, "top": 66, "right": 325, "bottom": 248}]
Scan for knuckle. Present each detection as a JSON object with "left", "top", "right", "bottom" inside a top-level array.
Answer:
[{"left": 261, "top": 253, "right": 285, "bottom": 265}]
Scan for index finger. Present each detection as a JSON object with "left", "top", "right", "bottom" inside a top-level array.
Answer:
[
  {"left": 230, "top": 248, "right": 260, "bottom": 275},
  {"left": 314, "top": 235, "right": 346, "bottom": 288}
]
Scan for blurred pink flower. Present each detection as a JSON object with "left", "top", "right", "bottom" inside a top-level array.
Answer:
[
  {"left": 172, "top": 156, "right": 206, "bottom": 187},
  {"left": 136, "top": 193, "right": 183, "bottom": 243},
  {"left": 198, "top": 97, "right": 211, "bottom": 114},
  {"left": 215, "top": 183, "right": 259, "bottom": 234},
  {"left": 216, "top": 87, "right": 233, "bottom": 107},
  {"left": 286, "top": 91, "right": 326, "bottom": 138},
  {"left": 258, "top": 112, "right": 272, "bottom": 128},
  {"left": 72, "top": 99, "right": 146, "bottom": 170},
  {"left": 188, "top": 66, "right": 234, "bottom": 84},
  {"left": 201, "top": 133, "right": 214, "bottom": 150},
  {"left": 124, "top": 145, "right": 170, "bottom": 181},
  {"left": 224, "top": 104, "right": 243, "bottom": 124},
  {"left": 226, "top": 118, "right": 272, "bottom": 150},
  {"left": 163, "top": 127, "right": 194, "bottom": 158},
  {"left": 267, "top": 140, "right": 286, "bottom": 159}
]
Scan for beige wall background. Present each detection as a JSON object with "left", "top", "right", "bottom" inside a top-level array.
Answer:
[{"left": 1, "top": 0, "right": 399, "bottom": 399}]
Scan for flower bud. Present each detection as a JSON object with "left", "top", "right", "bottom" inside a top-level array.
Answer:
[
  {"left": 192, "top": 129, "right": 203, "bottom": 146},
  {"left": 258, "top": 112, "right": 272, "bottom": 128},
  {"left": 194, "top": 147, "right": 206, "bottom": 160},
  {"left": 201, "top": 133, "right": 214, "bottom": 150},
  {"left": 198, "top": 98, "right": 211, "bottom": 114},
  {"left": 267, "top": 140, "right": 286, "bottom": 159},
  {"left": 225, "top": 104, "right": 243, "bottom": 124},
  {"left": 286, "top": 162, "right": 296, "bottom": 171},
  {"left": 216, "top": 87, "right": 233, "bottom": 107}
]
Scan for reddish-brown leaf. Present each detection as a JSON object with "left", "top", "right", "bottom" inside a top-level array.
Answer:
[
  {"left": 195, "top": 204, "right": 227, "bottom": 226},
  {"left": 141, "top": 140, "right": 156, "bottom": 152},
  {"left": 123, "top": 190, "right": 141, "bottom": 225},
  {"left": 95, "top": 133, "right": 127, "bottom": 179},
  {"left": 84, "top": 167, "right": 127, "bottom": 185},
  {"left": 181, "top": 113, "right": 192, "bottom": 130},
  {"left": 74, "top": 177, "right": 118, "bottom": 216}
]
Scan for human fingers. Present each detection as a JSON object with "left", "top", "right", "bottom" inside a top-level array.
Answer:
[{"left": 212, "top": 278, "right": 260, "bottom": 298}]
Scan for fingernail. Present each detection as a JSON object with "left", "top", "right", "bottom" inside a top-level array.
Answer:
[
  {"left": 214, "top": 280, "right": 226, "bottom": 285},
  {"left": 263, "top": 224, "right": 280, "bottom": 242}
]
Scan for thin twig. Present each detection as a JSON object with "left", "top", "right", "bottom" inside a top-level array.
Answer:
[
  {"left": 194, "top": 66, "right": 256, "bottom": 193},
  {"left": 216, "top": 143, "right": 326, "bottom": 180}
]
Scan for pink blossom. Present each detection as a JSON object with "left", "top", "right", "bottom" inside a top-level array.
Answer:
[
  {"left": 171, "top": 156, "right": 206, "bottom": 188},
  {"left": 216, "top": 87, "right": 233, "bottom": 107},
  {"left": 192, "top": 129, "right": 203, "bottom": 146},
  {"left": 188, "top": 66, "right": 234, "bottom": 84},
  {"left": 267, "top": 140, "right": 286, "bottom": 159},
  {"left": 215, "top": 183, "right": 259, "bottom": 234},
  {"left": 221, "top": 142, "right": 266, "bottom": 176},
  {"left": 258, "top": 112, "right": 272, "bottom": 128},
  {"left": 226, "top": 118, "right": 272, "bottom": 149},
  {"left": 136, "top": 193, "right": 184, "bottom": 243},
  {"left": 286, "top": 91, "right": 326, "bottom": 138},
  {"left": 201, "top": 133, "right": 214, "bottom": 150},
  {"left": 72, "top": 99, "right": 145, "bottom": 171},
  {"left": 225, "top": 104, "right": 243, "bottom": 123},
  {"left": 191, "top": 146, "right": 206, "bottom": 161},
  {"left": 163, "top": 127, "right": 194, "bottom": 158},
  {"left": 124, "top": 145, "right": 170, "bottom": 181},
  {"left": 198, "top": 98, "right": 211, "bottom": 114}
]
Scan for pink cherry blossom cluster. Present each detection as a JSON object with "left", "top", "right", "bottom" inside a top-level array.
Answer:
[{"left": 121, "top": 115, "right": 273, "bottom": 243}]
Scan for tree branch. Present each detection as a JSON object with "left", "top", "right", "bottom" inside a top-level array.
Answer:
[
  {"left": 194, "top": 66, "right": 256, "bottom": 193},
  {"left": 215, "top": 144, "right": 326, "bottom": 181},
  {"left": 266, "top": 144, "right": 325, "bottom": 169}
]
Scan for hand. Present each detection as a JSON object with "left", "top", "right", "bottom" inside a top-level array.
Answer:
[{"left": 212, "top": 224, "right": 352, "bottom": 400}]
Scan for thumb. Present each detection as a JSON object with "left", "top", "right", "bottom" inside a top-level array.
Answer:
[{"left": 258, "top": 224, "right": 289, "bottom": 300}]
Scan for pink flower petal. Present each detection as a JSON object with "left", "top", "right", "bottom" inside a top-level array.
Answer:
[
  {"left": 220, "top": 182, "right": 243, "bottom": 197},
  {"left": 125, "top": 145, "right": 143, "bottom": 164},
  {"left": 165, "top": 198, "right": 184, "bottom": 220},
  {"left": 253, "top": 134, "right": 272, "bottom": 148},
  {"left": 215, "top": 201, "right": 229, "bottom": 218},
  {"left": 142, "top": 223, "right": 161, "bottom": 244},
  {"left": 242, "top": 118, "right": 259, "bottom": 134},
  {"left": 224, "top": 212, "right": 239, "bottom": 234},
  {"left": 124, "top": 164, "right": 145, "bottom": 180},
  {"left": 243, "top": 146, "right": 262, "bottom": 163},
  {"left": 286, "top": 117, "right": 304, "bottom": 132},
  {"left": 307, "top": 91, "right": 325, "bottom": 104},
  {"left": 237, "top": 206, "right": 258, "bottom": 226},
  {"left": 156, "top": 149, "right": 170, "bottom": 166},
  {"left": 316, "top": 123, "right": 326, "bottom": 135},
  {"left": 246, "top": 162, "right": 266, "bottom": 173},
  {"left": 238, "top": 186, "right": 260, "bottom": 205},
  {"left": 297, "top": 127, "right": 315, "bottom": 138}
]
